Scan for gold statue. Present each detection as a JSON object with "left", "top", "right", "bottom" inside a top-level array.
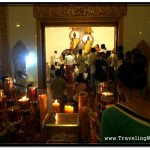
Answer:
[
  {"left": 70, "top": 32, "right": 80, "bottom": 50},
  {"left": 84, "top": 36, "right": 93, "bottom": 54}
]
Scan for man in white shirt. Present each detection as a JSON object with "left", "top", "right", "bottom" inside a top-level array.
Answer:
[
  {"left": 99, "top": 44, "right": 106, "bottom": 54},
  {"left": 54, "top": 50, "right": 59, "bottom": 66},
  {"left": 64, "top": 50, "right": 75, "bottom": 83}
]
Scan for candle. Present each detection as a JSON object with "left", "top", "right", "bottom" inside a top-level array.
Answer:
[
  {"left": 38, "top": 94, "right": 47, "bottom": 123},
  {"left": 78, "top": 92, "right": 88, "bottom": 113},
  {"left": 64, "top": 105, "right": 74, "bottom": 113},
  {"left": 27, "top": 87, "right": 38, "bottom": 102},
  {"left": 102, "top": 92, "right": 113, "bottom": 96},
  {"left": 101, "top": 92, "right": 114, "bottom": 109},
  {"left": 52, "top": 99, "right": 60, "bottom": 113},
  {"left": 0, "top": 90, "right": 4, "bottom": 98},
  {"left": 18, "top": 96, "right": 30, "bottom": 110},
  {"left": 4, "top": 78, "right": 14, "bottom": 90}
]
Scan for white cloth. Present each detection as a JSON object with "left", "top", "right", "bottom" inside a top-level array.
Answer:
[
  {"left": 64, "top": 55, "right": 75, "bottom": 65},
  {"left": 77, "top": 54, "right": 86, "bottom": 73},
  {"left": 54, "top": 53, "right": 59, "bottom": 63},
  {"left": 99, "top": 49, "right": 106, "bottom": 54}
]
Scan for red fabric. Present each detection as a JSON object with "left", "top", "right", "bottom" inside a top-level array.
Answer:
[{"left": 66, "top": 65, "right": 74, "bottom": 83}]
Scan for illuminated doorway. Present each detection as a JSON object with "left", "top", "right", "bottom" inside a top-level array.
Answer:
[{"left": 45, "top": 26, "right": 116, "bottom": 67}]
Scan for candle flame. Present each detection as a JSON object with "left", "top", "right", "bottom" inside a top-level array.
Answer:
[{"left": 54, "top": 99, "right": 58, "bottom": 103}]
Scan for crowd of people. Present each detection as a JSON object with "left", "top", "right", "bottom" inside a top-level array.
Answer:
[{"left": 49, "top": 44, "right": 150, "bottom": 143}]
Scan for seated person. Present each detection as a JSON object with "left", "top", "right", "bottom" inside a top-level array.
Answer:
[
  {"left": 51, "top": 69, "right": 68, "bottom": 112},
  {"left": 14, "top": 71, "right": 27, "bottom": 98},
  {"left": 73, "top": 73, "right": 88, "bottom": 102}
]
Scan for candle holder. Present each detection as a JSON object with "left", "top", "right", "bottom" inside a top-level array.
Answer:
[
  {"left": 27, "top": 87, "right": 38, "bottom": 103},
  {"left": 52, "top": 99, "right": 60, "bottom": 113},
  {"left": 0, "top": 89, "right": 4, "bottom": 97},
  {"left": 7, "top": 106, "right": 22, "bottom": 123},
  {"left": 18, "top": 96, "right": 30, "bottom": 110},
  {"left": 98, "top": 82, "right": 108, "bottom": 94},
  {"left": 3, "top": 77, "right": 14, "bottom": 90},
  {"left": 101, "top": 92, "right": 114, "bottom": 111}
]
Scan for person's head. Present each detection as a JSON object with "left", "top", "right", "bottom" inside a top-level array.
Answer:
[
  {"left": 125, "top": 51, "right": 132, "bottom": 60},
  {"left": 60, "top": 64, "right": 64, "bottom": 69},
  {"left": 106, "top": 51, "right": 111, "bottom": 59},
  {"left": 54, "top": 51, "right": 57, "bottom": 54},
  {"left": 101, "top": 44, "right": 106, "bottom": 49},
  {"left": 51, "top": 65, "right": 55, "bottom": 70},
  {"left": 96, "top": 44, "right": 99, "bottom": 47},
  {"left": 90, "top": 47, "right": 96, "bottom": 53},
  {"left": 117, "top": 52, "right": 124, "bottom": 60},
  {"left": 132, "top": 53, "right": 147, "bottom": 69},
  {"left": 116, "top": 60, "right": 147, "bottom": 100},
  {"left": 131, "top": 48, "right": 141, "bottom": 55},
  {"left": 100, "top": 52, "right": 106, "bottom": 60},
  {"left": 79, "top": 49, "right": 82, "bottom": 55},
  {"left": 55, "top": 69, "right": 61, "bottom": 77},
  {"left": 17, "top": 71, "right": 23, "bottom": 78},
  {"left": 117, "top": 45, "right": 124, "bottom": 53}
]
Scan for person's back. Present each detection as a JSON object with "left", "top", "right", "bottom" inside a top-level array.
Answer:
[
  {"left": 101, "top": 57, "right": 150, "bottom": 143},
  {"left": 51, "top": 69, "right": 66, "bottom": 99},
  {"left": 95, "top": 52, "right": 108, "bottom": 82},
  {"left": 77, "top": 49, "right": 86, "bottom": 73}
]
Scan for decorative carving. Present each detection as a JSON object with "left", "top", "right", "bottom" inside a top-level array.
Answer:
[
  {"left": 33, "top": 4, "right": 127, "bottom": 18},
  {"left": 0, "top": 5, "right": 11, "bottom": 75}
]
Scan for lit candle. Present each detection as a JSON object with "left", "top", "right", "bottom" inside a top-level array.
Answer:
[
  {"left": 18, "top": 96, "right": 29, "bottom": 104},
  {"left": 18, "top": 96, "right": 30, "bottom": 109},
  {"left": 27, "top": 86, "right": 38, "bottom": 102},
  {"left": 0, "top": 90, "right": 4, "bottom": 97},
  {"left": 102, "top": 92, "right": 113, "bottom": 96},
  {"left": 64, "top": 105, "right": 74, "bottom": 113},
  {"left": 52, "top": 99, "right": 60, "bottom": 113}
]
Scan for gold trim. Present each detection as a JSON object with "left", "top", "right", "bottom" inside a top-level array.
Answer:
[{"left": 33, "top": 4, "right": 127, "bottom": 18}]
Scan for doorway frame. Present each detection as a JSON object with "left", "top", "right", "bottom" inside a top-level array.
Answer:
[{"left": 33, "top": 4, "right": 127, "bottom": 88}]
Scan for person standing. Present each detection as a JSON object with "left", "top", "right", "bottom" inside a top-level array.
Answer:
[
  {"left": 54, "top": 50, "right": 59, "bottom": 66},
  {"left": 87, "top": 47, "right": 97, "bottom": 95},
  {"left": 64, "top": 50, "right": 75, "bottom": 83},
  {"left": 99, "top": 44, "right": 106, "bottom": 54},
  {"left": 77, "top": 49, "right": 86, "bottom": 74},
  {"left": 95, "top": 52, "right": 108, "bottom": 92}
]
